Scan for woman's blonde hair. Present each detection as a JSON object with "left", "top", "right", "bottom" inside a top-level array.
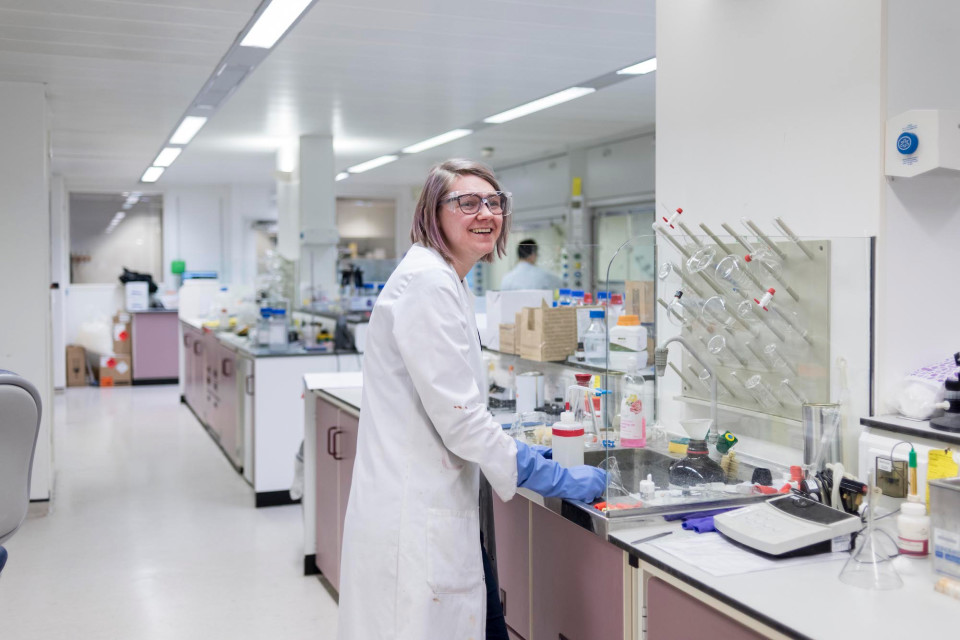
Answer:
[{"left": 410, "top": 159, "right": 510, "bottom": 263}]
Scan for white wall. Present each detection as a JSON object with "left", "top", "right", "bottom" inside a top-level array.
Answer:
[
  {"left": 0, "top": 82, "right": 52, "bottom": 500},
  {"left": 877, "top": 0, "right": 960, "bottom": 402},
  {"left": 162, "top": 184, "right": 275, "bottom": 285},
  {"left": 656, "top": 0, "right": 884, "bottom": 470}
]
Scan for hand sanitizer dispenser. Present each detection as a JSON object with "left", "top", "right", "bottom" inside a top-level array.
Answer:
[{"left": 885, "top": 109, "right": 960, "bottom": 177}]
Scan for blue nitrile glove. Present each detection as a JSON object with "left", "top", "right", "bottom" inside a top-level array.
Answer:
[
  {"left": 528, "top": 444, "right": 553, "bottom": 459},
  {"left": 515, "top": 441, "right": 606, "bottom": 502}
]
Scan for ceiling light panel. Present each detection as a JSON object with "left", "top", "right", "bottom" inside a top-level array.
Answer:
[
  {"left": 153, "top": 148, "right": 182, "bottom": 168},
  {"left": 347, "top": 155, "right": 399, "bottom": 174},
  {"left": 402, "top": 129, "right": 473, "bottom": 154},
  {"left": 483, "top": 87, "right": 596, "bottom": 124},
  {"left": 617, "top": 58, "right": 657, "bottom": 75},
  {"left": 141, "top": 167, "right": 165, "bottom": 183},
  {"left": 241, "top": 0, "right": 315, "bottom": 49},
  {"left": 169, "top": 117, "right": 208, "bottom": 145}
]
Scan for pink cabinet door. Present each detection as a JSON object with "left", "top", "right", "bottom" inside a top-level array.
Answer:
[
  {"left": 531, "top": 506, "right": 623, "bottom": 640},
  {"left": 217, "top": 346, "right": 239, "bottom": 466},
  {"left": 493, "top": 495, "right": 531, "bottom": 639},
  {"left": 314, "top": 398, "right": 341, "bottom": 590},
  {"left": 335, "top": 411, "right": 359, "bottom": 552},
  {"left": 646, "top": 577, "right": 767, "bottom": 640},
  {"left": 183, "top": 330, "right": 196, "bottom": 406}
]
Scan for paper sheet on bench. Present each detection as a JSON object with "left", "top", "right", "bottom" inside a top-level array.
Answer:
[{"left": 648, "top": 532, "right": 846, "bottom": 577}]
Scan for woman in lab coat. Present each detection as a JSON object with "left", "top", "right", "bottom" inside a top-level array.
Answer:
[{"left": 337, "top": 159, "right": 606, "bottom": 640}]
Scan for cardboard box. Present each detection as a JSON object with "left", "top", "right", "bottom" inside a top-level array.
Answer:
[
  {"left": 485, "top": 290, "right": 553, "bottom": 350},
  {"left": 66, "top": 345, "right": 87, "bottom": 387},
  {"left": 498, "top": 324, "right": 517, "bottom": 355},
  {"left": 113, "top": 312, "right": 132, "bottom": 354},
  {"left": 96, "top": 354, "right": 132, "bottom": 386},
  {"left": 625, "top": 280, "right": 656, "bottom": 324},
  {"left": 519, "top": 302, "right": 577, "bottom": 362}
]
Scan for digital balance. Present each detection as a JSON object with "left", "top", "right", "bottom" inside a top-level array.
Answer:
[{"left": 714, "top": 493, "right": 862, "bottom": 556}]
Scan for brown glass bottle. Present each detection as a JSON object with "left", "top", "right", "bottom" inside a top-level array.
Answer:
[{"left": 668, "top": 439, "right": 725, "bottom": 486}]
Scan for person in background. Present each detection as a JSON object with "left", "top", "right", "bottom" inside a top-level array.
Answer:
[
  {"left": 498, "top": 238, "right": 563, "bottom": 291},
  {"left": 337, "top": 159, "right": 606, "bottom": 640}
]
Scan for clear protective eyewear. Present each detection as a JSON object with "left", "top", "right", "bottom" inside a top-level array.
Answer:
[{"left": 442, "top": 191, "right": 513, "bottom": 216}]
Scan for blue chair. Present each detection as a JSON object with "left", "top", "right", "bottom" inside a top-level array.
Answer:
[{"left": 0, "top": 370, "right": 41, "bottom": 577}]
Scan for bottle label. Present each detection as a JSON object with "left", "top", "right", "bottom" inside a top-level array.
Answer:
[{"left": 898, "top": 536, "right": 929, "bottom": 556}]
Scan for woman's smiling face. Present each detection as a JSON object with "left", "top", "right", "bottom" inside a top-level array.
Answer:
[{"left": 439, "top": 174, "right": 503, "bottom": 277}]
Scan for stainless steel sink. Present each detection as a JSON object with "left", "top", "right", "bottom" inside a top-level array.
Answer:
[{"left": 546, "top": 447, "right": 771, "bottom": 537}]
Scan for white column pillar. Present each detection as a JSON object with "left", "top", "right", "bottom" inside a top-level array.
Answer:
[
  {"left": 0, "top": 82, "right": 53, "bottom": 500},
  {"left": 298, "top": 135, "right": 338, "bottom": 301},
  {"left": 50, "top": 174, "right": 68, "bottom": 389},
  {"left": 276, "top": 140, "right": 301, "bottom": 263}
]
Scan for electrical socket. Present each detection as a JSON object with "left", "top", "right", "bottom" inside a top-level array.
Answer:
[{"left": 876, "top": 456, "right": 908, "bottom": 498}]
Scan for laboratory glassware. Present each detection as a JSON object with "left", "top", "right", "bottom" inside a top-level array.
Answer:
[
  {"left": 668, "top": 438, "right": 725, "bottom": 487},
  {"left": 802, "top": 403, "right": 842, "bottom": 477},
  {"left": 583, "top": 310, "right": 607, "bottom": 366},
  {"left": 744, "top": 375, "right": 780, "bottom": 409},
  {"left": 839, "top": 471, "right": 903, "bottom": 590}
]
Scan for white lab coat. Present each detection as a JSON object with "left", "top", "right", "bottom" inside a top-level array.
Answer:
[
  {"left": 499, "top": 260, "right": 563, "bottom": 291},
  {"left": 337, "top": 244, "right": 519, "bottom": 640}
]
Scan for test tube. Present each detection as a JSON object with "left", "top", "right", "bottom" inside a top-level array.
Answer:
[
  {"left": 744, "top": 374, "right": 782, "bottom": 409},
  {"left": 689, "top": 365, "right": 734, "bottom": 399}
]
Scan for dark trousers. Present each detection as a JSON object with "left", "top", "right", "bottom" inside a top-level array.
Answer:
[{"left": 481, "top": 542, "right": 510, "bottom": 640}]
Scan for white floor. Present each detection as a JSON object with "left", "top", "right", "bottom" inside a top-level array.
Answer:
[{"left": 0, "top": 385, "right": 339, "bottom": 639}]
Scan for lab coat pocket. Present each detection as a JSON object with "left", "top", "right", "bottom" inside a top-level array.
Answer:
[{"left": 425, "top": 508, "right": 482, "bottom": 594}]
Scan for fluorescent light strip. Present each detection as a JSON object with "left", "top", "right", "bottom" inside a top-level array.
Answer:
[
  {"left": 153, "top": 147, "right": 182, "bottom": 167},
  {"left": 241, "top": 0, "right": 313, "bottom": 49},
  {"left": 483, "top": 87, "right": 595, "bottom": 124},
  {"left": 169, "top": 116, "right": 208, "bottom": 145},
  {"left": 141, "top": 167, "right": 165, "bottom": 183},
  {"left": 617, "top": 57, "right": 657, "bottom": 75},
  {"left": 402, "top": 129, "right": 473, "bottom": 154},
  {"left": 335, "top": 172, "right": 349, "bottom": 181},
  {"left": 347, "top": 155, "right": 399, "bottom": 174}
]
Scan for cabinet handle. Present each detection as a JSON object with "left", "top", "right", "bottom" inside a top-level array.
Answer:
[
  {"left": 332, "top": 429, "right": 344, "bottom": 460},
  {"left": 326, "top": 426, "right": 337, "bottom": 456},
  {"left": 222, "top": 358, "right": 233, "bottom": 377},
  {"left": 499, "top": 588, "right": 507, "bottom": 616},
  {"left": 194, "top": 341, "right": 202, "bottom": 355},
  {"left": 184, "top": 335, "right": 190, "bottom": 348},
  {"left": 245, "top": 375, "right": 254, "bottom": 395},
  {"left": 559, "top": 635, "right": 571, "bottom": 640}
]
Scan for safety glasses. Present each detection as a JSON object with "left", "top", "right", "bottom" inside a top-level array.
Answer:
[{"left": 442, "top": 191, "right": 513, "bottom": 216}]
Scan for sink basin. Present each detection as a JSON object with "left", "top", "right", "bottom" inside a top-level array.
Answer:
[
  {"left": 585, "top": 447, "right": 675, "bottom": 492},
  {"left": 551, "top": 446, "right": 771, "bottom": 537}
]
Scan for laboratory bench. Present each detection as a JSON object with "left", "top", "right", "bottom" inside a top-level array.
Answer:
[
  {"left": 303, "top": 378, "right": 960, "bottom": 638},
  {"left": 179, "top": 319, "right": 362, "bottom": 507}
]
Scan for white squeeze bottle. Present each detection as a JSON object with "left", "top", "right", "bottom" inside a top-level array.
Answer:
[
  {"left": 619, "top": 381, "right": 646, "bottom": 448},
  {"left": 551, "top": 411, "right": 584, "bottom": 468}
]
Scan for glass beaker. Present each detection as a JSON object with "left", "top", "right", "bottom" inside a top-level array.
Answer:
[
  {"left": 510, "top": 411, "right": 550, "bottom": 446},
  {"left": 666, "top": 291, "right": 694, "bottom": 329},
  {"left": 685, "top": 247, "right": 717, "bottom": 277},
  {"left": 700, "top": 296, "right": 736, "bottom": 331},
  {"left": 802, "top": 403, "right": 842, "bottom": 475},
  {"left": 714, "top": 255, "right": 750, "bottom": 294}
]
